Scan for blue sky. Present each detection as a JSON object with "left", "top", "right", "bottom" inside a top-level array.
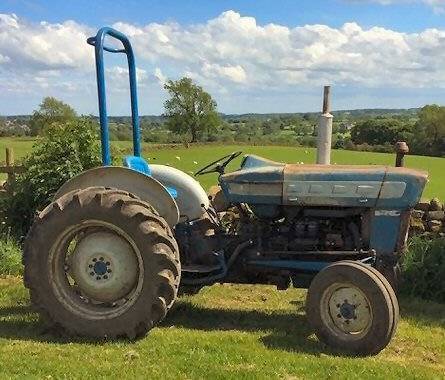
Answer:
[
  {"left": 3, "top": 0, "right": 445, "bottom": 32},
  {"left": 1, "top": 0, "right": 445, "bottom": 115}
]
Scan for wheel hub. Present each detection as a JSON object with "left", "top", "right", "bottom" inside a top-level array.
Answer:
[
  {"left": 93, "top": 260, "right": 108, "bottom": 276},
  {"left": 326, "top": 285, "right": 372, "bottom": 334},
  {"left": 70, "top": 231, "right": 138, "bottom": 303},
  {"left": 339, "top": 302, "right": 356, "bottom": 320}
]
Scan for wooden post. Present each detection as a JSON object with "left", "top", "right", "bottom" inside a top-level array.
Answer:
[{"left": 5, "top": 147, "right": 15, "bottom": 189}]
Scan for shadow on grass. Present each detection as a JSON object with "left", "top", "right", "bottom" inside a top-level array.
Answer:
[
  {"left": 399, "top": 297, "right": 445, "bottom": 329},
  {"left": 0, "top": 295, "right": 443, "bottom": 354},
  {"left": 0, "top": 304, "right": 125, "bottom": 345},
  {"left": 164, "top": 300, "right": 341, "bottom": 356}
]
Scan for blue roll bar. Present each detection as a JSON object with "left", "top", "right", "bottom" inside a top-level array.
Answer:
[{"left": 87, "top": 27, "right": 141, "bottom": 165}]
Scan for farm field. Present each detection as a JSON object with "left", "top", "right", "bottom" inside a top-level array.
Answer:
[
  {"left": 0, "top": 277, "right": 444, "bottom": 378},
  {"left": 0, "top": 138, "right": 443, "bottom": 199},
  {"left": 0, "top": 138, "right": 443, "bottom": 378}
]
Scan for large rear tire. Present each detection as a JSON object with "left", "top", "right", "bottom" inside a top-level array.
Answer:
[
  {"left": 23, "top": 187, "right": 180, "bottom": 339},
  {"left": 306, "top": 261, "right": 397, "bottom": 356}
]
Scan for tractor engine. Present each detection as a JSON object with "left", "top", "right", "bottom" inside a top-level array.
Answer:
[{"left": 259, "top": 208, "right": 364, "bottom": 252}]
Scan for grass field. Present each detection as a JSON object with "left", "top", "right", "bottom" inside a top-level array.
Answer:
[
  {"left": 0, "top": 277, "right": 444, "bottom": 379},
  {"left": 0, "top": 138, "right": 443, "bottom": 199},
  {"left": 0, "top": 138, "right": 444, "bottom": 378}
]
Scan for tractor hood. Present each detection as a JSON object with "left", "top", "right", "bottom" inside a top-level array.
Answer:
[{"left": 220, "top": 154, "right": 428, "bottom": 209}]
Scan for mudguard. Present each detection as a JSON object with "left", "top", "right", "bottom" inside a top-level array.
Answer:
[
  {"left": 53, "top": 166, "right": 180, "bottom": 227},
  {"left": 149, "top": 164, "right": 209, "bottom": 221}
]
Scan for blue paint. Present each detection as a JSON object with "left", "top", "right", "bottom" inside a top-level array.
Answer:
[
  {"left": 376, "top": 171, "right": 427, "bottom": 209},
  {"left": 369, "top": 214, "right": 401, "bottom": 254},
  {"left": 123, "top": 155, "right": 151, "bottom": 176},
  {"left": 247, "top": 260, "right": 329, "bottom": 272},
  {"left": 87, "top": 27, "right": 141, "bottom": 165}
]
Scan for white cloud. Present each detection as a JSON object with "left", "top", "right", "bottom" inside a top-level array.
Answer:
[
  {"left": 0, "top": 53, "right": 10, "bottom": 63},
  {"left": 106, "top": 66, "right": 148, "bottom": 82},
  {"left": 2, "top": 11, "right": 445, "bottom": 113},
  {"left": 112, "top": 11, "right": 445, "bottom": 90},
  {"left": 0, "top": 13, "right": 93, "bottom": 71},
  {"left": 154, "top": 67, "right": 166, "bottom": 84}
]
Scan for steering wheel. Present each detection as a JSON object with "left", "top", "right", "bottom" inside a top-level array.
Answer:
[{"left": 195, "top": 151, "right": 242, "bottom": 176}]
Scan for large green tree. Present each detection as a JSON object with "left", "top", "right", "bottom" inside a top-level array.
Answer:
[
  {"left": 163, "top": 77, "right": 220, "bottom": 142},
  {"left": 350, "top": 118, "right": 412, "bottom": 146},
  {"left": 414, "top": 105, "right": 445, "bottom": 156},
  {"left": 29, "top": 97, "right": 77, "bottom": 136}
]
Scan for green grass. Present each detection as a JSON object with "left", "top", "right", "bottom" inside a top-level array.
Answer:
[
  {"left": 0, "top": 237, "right": 22, "bottom": 276},
  {"left": 0, "top": 137, "right": 35, "bottom": 163},
  {"left": 0, "top": 138, "right": 444, "bottom": 377},
  {"left": 0, "top": 138, "right": 443, "bottom": 199},
  {"left": 0, "top": 277, "right": 443, "bottom": 379}
]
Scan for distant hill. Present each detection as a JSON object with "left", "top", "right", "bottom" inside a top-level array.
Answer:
[{"left": 1, "top": 108, "right": 420, "bottom": 122}]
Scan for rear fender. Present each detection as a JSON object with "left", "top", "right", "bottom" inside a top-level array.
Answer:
[
  {"left": 53, "top": 166, "right": 180, "bottom": 227},
  {"left": 149, "top": 164, "right": 209, "bottom": 221}
]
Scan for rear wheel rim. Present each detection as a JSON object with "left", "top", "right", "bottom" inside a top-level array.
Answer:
[
  {"left": 48, "top": 220, "right": 144, "bottom": 320},
  {"left": 319, "top": 283, "right": 373, "bottom": 339}
]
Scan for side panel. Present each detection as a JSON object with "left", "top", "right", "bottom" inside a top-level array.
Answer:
[
  {"left": 54, "top": 166, "right": 180, "bottom": 227},
  {"left": 369, "top": 211, "right": 402, "bottom": 254},
  {"left": 283, "top": 165, "right": 386, "bottom": 207},
  {"left": 220, "top": 166, "right": 284, "bottom": 204},
  {"left": 376, "top": 170, "right": 428, "bottom": 209}
]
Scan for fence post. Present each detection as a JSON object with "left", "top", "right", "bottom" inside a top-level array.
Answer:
[{"left": 5, "top": 147, "right": 15, "bottom": 189}]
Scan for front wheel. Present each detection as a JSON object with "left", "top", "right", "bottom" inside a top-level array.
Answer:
[
  {"left": 306, "top": 261, "right": 398, "bottom": 355},
  {"left": 23, "top": 187, "right": 181, "bottom": 339}
]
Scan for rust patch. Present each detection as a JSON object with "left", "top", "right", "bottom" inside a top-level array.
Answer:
[{"left": 284, "top": 164, "right": 428, "bottom": 179}]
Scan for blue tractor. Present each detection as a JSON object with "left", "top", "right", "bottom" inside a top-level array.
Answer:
[{"left": 23, "top": 28, "right": 428, "bottom": 355}]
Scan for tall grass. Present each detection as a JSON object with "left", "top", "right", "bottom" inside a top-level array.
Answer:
[
  {"left": 401, "top": 236, "right": 445, "bottom": 303},
  {"left": 0, "top": 235, "right": 23, "bottom": 276}
]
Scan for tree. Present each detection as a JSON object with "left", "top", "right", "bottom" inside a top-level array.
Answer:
[
  {"left": 29, "top": 97, "right": 77, "bottom": 136},
  {"left": 414, "top": 105, "right": 445, "bottom": 156},
  {"left": 163, "top": 77, "right": 220, "bottom": 142},
  {"left": 350, "top": 118, "right": 412, "bottom": 146},
  {"left": 2, "top": 117, "right": 101, "bottom": 238}
]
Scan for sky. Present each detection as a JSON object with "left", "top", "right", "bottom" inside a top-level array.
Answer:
[{"left": 1, "top": 0, "right": 445, "bottom": 115}]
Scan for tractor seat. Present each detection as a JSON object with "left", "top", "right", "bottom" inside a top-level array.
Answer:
[{"left": 123, "top": 156, "right": 178, "bottom": 199}]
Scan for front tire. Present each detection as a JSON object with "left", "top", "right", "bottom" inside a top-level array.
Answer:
[
  {"left": 23, "top": 187, "right": 180, "bottom": 339},
  {"left": 306, "top": 261, "right": 398, "bottom": 355}
]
